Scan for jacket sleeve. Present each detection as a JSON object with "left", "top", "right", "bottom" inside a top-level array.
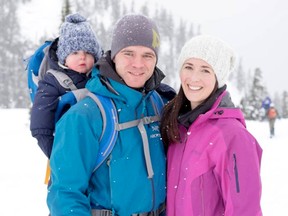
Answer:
[
  {"left": 34, "top": 134, "right": 53, "bottom": 158},
  {"left": 30, "top": 74, "right": 65, "bottom": 157},
  {"left": 30, "top": 73, "right": 64, "bottom": 134},
  {"left": 217, "top": 128, "right": 262, "bottom": 215},
  {"left": 47, "top": 97, "right": 102, "bottom": 216}
]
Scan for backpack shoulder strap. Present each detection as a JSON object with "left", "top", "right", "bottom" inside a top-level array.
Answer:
[
  {"left": 115, "top": 91, "right": 164, "bottom": 131},
  {"left": 150, "top": 90, "right": 164, "bottom": 115},
  {"left": 91, "top": 90, "right": 164, "bottom": 173},
  {"left": 113, "top": 90, "right": 165, "bottom": 179},
  {"left": 55, "top": 89, "right": 118, "bottom": 171},
  {"left": 86, "top": 92, "right": 118, "bottom": 171},
  {"left": 47, "top": 69, "right": 78, "bottom": 90}
]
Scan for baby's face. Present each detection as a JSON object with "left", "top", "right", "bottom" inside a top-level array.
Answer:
[{"left": 65, "top": 50, "right": 95, "bottom": 73}]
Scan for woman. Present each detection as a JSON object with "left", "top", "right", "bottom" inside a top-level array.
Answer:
[{"left": 161, "top": 35, "right": 262, "bottom": 215}]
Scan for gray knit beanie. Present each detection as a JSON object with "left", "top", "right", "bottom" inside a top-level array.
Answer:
[
  {"left": 178, "top": 35, "right": 236, "bottom": 88},
  {"left": 57, "top": 13, "right": 102, "bottom": 65},
  {"left": 111, "top": 14, "right": 160, "bottom": 60}
]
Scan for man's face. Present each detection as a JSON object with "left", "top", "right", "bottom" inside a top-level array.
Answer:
[{"left": 113, "top": 46, "right": 157, "bottom": 88}]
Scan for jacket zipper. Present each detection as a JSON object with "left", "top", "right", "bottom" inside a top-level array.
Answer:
[
  {"left": 150, "top": 178, "right": 155, "bottom": 211},
  {"left": 233, "top": 154, "right": 240, "bottom": 193},
  {"left": 200, "top": 175, "right": 205, "bottom": 215},
  {"left": 107, "top": 156, "right": 116, "bottom": 214}
]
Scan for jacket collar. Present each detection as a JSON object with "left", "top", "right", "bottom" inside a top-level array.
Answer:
[
  {"left": 178, "top": 86, "right": 245, "bottom": 129},
  {"left": 178, "top": 86, "right": 227, "bottom": 128}
]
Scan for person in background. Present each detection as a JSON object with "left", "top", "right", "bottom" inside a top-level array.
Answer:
[
  {"left": 266, "top": 103, "right": 278, "bottom": 138},
  {"left": 30, "top": 13, "right": 102, "bottom": 158},
  {"left": 47, "top": 14, "right": 175, "bottom": 215},
  {"left": 160, "top": 35, "right": 263, "bottom": 215}
]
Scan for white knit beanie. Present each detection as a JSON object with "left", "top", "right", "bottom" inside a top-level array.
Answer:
[{"left": 177, "top": 35, "right": 236, "bottom": 88}]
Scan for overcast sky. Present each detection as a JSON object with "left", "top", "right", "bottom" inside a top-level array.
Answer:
[
  {"left": 19, "top": 0, "right": 288, "bottom": 96},
  {"left": 160, "top": 0, "right": 288, "bottom": 96}
]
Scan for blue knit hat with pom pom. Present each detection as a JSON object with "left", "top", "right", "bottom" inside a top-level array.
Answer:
[{"left": 57, "top": 13, "right": 102, "bottom": 65}]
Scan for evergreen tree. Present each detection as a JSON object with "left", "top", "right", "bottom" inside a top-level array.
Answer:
[
  {"left": 282, "top": 91, "right": 288, "bottom": 118},
  {"left": 110, "top": 0, "right": 122, "bottom": 24},
  {"left": 231, "top": 58, "right": 246, "bottom": 93},
  {"left": 154, "top": 10, "right": 177, "bottom": 88},
  {"left": 273, "top": 92, "right": 282, "bottom": 117},
  {"left": 61, "top": 0, "right": 72, "bottom": 22},
  {"left": 0, "top": 0, "right": 30, "bottom": 108},
  {"left": 242, "top": 68, "right": 267, "bottom": 120},
  {"left": 175, "top": 19, "right": 187, "bottom": 53},
  {"left": 139, "top": 2, "right": 149, "bottom": 16}
]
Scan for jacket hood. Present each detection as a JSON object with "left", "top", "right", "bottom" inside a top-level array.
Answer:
[
  {"left": 48, "top": 38, "right": 63, "bottom": 72},
  {"left": 178, "top": 86, "right": 226, "bottom": 128},
  {"left": 209, "top": 91, "right": 246, "bottom": 127},
  {"left": 96, "top": 51, "right": 165, "bottom": 93}
]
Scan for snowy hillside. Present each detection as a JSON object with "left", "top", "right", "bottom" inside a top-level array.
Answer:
[{"left": 1, "top": 109, "right": 287, "bottom": 215}]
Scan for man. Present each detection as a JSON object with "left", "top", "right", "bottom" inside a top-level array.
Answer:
[{"left": 47, "top": 14, "right": 174, "bottom": 215}]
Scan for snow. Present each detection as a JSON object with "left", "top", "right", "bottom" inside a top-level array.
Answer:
[
  {"left": 0, "top": 109, "right": 48, "bottom": 215},
  {"left": 1, "top": 108, "right": 287, "bottom": 215}
]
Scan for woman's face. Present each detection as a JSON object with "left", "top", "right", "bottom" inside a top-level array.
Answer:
[{"left": 180, "top": 58, "right": 217, "bottom": 110}]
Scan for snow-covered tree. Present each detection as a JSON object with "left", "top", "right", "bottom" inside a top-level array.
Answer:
[
  {"left": 0, "top": 0, "right": 30, "bottom": 108},
  {"left": 61, "top": 0, "right": 72, "bottom": 23},
  {"left": 273, "top": 92, "right": 282, "bottom": 117},
  {"left": 231, "top": 58, "right": 247, "bottom": 93},
  {"left": 241, "top": 68, "right": 267, "bottom": 120},
  {"left": 282, "top": 91, "right": 288, "bottom": 118}
]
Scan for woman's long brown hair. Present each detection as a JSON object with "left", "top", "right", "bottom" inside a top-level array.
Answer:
[
  {"left": 160, "top": 86, "right": 188, "bottom": 148},
  {"left": 160, "top": 81, "right": 218, "bottom": 149}
]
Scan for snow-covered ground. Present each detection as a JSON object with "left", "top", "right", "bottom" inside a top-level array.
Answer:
[{"left": 1, "top": 109, "right": 287, "bottom": 215}]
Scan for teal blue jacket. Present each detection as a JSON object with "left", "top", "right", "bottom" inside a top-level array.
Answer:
[{"left": 47, "top": 52, "right": 169, "bottom": 215}]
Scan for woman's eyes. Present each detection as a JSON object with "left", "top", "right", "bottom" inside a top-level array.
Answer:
[
  {"left": 184, "top": 66, "right": 211, "bottom": 74},
  {"left": 202, "top": 69, "right": 211, "bottom": 73}
]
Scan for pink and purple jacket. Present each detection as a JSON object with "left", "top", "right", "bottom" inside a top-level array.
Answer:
[{"left": 167, "top": 91, "right": 262, "bottom": 216}]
